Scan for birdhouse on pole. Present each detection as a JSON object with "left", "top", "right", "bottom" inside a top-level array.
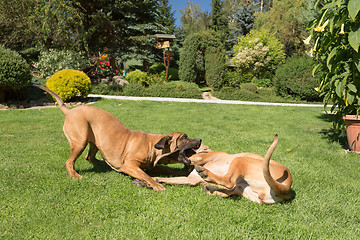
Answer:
[{"left": 155, "top": 34, "right": 176, "bottom": 82}]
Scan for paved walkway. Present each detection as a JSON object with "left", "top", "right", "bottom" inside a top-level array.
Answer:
[{"left": 88, "top": 94, "right": 325, "bottom": 108}]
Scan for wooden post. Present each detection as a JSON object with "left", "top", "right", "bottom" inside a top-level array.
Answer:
[{"left": 155, "top": 35, "right": 176, "bottom": 82}]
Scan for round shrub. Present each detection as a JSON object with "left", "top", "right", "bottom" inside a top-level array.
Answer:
[
  {"left": 273, "top": 56, "right": 321, "bottom": 101},
  {"left": 0, "top": 46, "right": 31, "bottom": 90},
  {"left": 46, "top": 69, "right": 91, "bottom": 102},
  {"left": 126, "top": 71, "right": 149, "bottom": 86},
  {"left": 145, "top": 81, "right": 202, "bottom": 99},
  {"left": 241, "top": 83, "right": 258, "bottom": 93},
  {"left": 36, "top": 49, "right": 89, "bottom": 79}
]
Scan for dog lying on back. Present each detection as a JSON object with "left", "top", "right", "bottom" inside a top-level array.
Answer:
[{"left": 154, "top": 135, "right": 293, "bottom": 204}]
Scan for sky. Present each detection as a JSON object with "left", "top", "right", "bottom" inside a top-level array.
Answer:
[{"left": 168, "top": 0, "right": 212, "bottom": 27}]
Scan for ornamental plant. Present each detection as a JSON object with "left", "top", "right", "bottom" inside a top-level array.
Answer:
[
  {"left": 46, "top": 69, "right": 91, "bottom": 102},
  {"left": 307, "top": 0, "right": 360, "bottom": 129},
  {"left": 0, "top": 46, "right": 32, "bottom": 101},
  {"left": 126, "top": 71, "right": 149, "bottom": 86},
  {"left": 36, "top": 49, "right": 89, "bottom": 79},
  {"left": 232, "top": 28, "right": 285, "bottom": 77},
  {"left": 92, "top": 53, "right": 119, "bottom": 77}
]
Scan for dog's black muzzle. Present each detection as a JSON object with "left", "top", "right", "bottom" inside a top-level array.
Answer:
[{"left": 178, "top": 138, "right": 202, "bottom": 166}]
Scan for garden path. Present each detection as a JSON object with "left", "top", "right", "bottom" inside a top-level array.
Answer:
[{"left": 88, "top": 94, "right": 325, "bottom": 107}]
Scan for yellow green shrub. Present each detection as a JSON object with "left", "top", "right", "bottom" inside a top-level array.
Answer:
[{"left": 46, "top": 69, "right": 91, "bottom": 102}]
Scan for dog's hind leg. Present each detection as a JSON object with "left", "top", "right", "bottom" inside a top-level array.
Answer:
[
  {"left": 85, "top": 142, "right": 102, "bottom": 164},
  {"left": 195, "top": 165, "right": 235, "bottom": 189},
  {"left": 202, "top": 186, "right": 238, "bottom": 198},
  {"left": 66, "top": 143, "right": 86, "bottom": 179}
]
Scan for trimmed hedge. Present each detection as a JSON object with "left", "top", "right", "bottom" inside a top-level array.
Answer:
[
  {"left": 92, "top": 81, "right": 202, "bottom": 99},
  {"left": 212, "top": 87, "right": 261, "bottom": 101},
  {"left": 145, "top": 81, "right": 202, "bottom": 98}
]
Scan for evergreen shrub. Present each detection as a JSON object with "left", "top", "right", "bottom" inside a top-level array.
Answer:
[
  {"left": 223, "top": 71, "right": 253, "bottom": 88},
  {"left": 212, "top": 87, "right": 261, "bottom": 101},
  {"left": 148, "top": 62, "right": 165, "bottom": 74},
  {"left": 241, "top": 83, "right": 258, "bottom": 93},
  {"left": 205, "top": 47, "right": 227, "bottom": 90},
  {"left": 179, "top": 33, "right": 204, "bottom": 84},
  {"left": 0, "top": 46, "right": 31, "bottom": 90},
  {"left": 168, "top": 68, "right": 179, "bottom": 80},
  {"left": 251, "top": 77, "right": 272, "bottom": 87},
  {"left": 273, "top": 56, "right": 321, "bottom": 101},
  {"left": 126, "top": 71, "right": 149, "bottom": 86},
  {"left": 122, "top": 83, "right": 146, "bottom": 96},
  {"left": 146, "top": 81, "right": 202, "bottom": 99},
  {"left": 46, "top": 69, "right": 91, "bottom": 101}
]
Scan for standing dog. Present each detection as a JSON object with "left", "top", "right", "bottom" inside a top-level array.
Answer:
[
  {"left": 155, "top": 135, "right": 293, "bottom": 203},
  {"left": 34, "top": 84, "right": 201, "bottom": 191}
]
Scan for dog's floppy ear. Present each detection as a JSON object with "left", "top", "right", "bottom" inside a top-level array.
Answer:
[{"left": 154, "top": 136, "right": 172, "bottom": 149}]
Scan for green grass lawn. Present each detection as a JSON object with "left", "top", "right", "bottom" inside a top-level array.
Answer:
[{"left": 1, "top": 99, "right": 359, "bottom": 239}]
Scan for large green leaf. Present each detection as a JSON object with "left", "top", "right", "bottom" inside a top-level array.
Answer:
[
  {"left": 354, "top": 51, "right": 360, "bottom": 72},
  {"left": 327, "top": 47, "right": 337, "bottom": 71},
  {"left": 312, "top": 63, "right": 322, "bottom": 77},
  {"left": 348, "top": 83, "right": 357, "bottom": 93},
  {"left": 349, "top": 26, "right": 360, "bottom": 52},
  {"left": 347, "top": 92, "right": 355, "bottom": 105},
  {"left": 348, "top": 0, "right": 360, "bottom": 21}
]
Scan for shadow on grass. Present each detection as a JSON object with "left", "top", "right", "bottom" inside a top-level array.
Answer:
[
  {"left": 79, "top": 160, "right": 113, "bottom": 174},
  {"left": 317, "top": 113, "right": 348, "bottom": 149},
  {"left": 79, "top": 160, "right": 191, "bottom": 178}
]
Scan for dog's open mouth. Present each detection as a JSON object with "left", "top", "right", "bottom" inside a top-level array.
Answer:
[{"left": 177, "top": 139, "right": 202, "bottom": 166}]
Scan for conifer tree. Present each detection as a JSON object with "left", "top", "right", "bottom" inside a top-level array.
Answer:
[{"left": 156, "top": 0, "right": 176, "bottom": 34}]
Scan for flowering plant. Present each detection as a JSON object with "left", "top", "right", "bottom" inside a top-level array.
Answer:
[
  {"left": 92, "top": 53, "right": 120, "bottom": 77},
  {"left": 306, "top": 0, "right": 360, "bottom": 129},
  {"left": 232, "top": 29, "right": 285, "bottom": 77}
]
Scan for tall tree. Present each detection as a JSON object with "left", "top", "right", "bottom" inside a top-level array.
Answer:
[
  {"left": 210, "top": 0, "right": 230, "bottom": 49},
  {"left": 0, "top": 0, "right": 35, "bottom": 50},
  {"left": 211, "top": 0, "right": 228, "bottom": 32},
  {"left": 0, "top": 0, "right": 85, "bottom": 51},
  {"left": 254, "top": 0, "right": 307, "bottom": 56},
  {"left": 180, "top": 2, "right": 210, "bottom": 36},
  {"left": 156, "top": 0, "right": 176, "bottom": 34},
  {"left": 227, "top": 2, "right": 256, "bottom": 52}
]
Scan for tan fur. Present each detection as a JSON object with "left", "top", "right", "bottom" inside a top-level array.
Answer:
[
  {"left": 33, "top": 84, "right": 199, "bottom": 191},
  {"left": 155, "top": 135, "right": 293, "bottom": 203}
]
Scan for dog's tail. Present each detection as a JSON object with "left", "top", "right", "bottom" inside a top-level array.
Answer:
[
  {"left": 262, "top": 134, "right": 292, "bottom": 200},
  {"left": 32, "top": 84, "right": 70, "bottom": 115}
]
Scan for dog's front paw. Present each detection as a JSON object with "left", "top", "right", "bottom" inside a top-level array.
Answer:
[
  {"left": 195, "top": 165, "right": 208, "bottom": 179},
  {"left": 152, "top": 182, "right": 166, "bottom": 192},
  {"left": 131, "top": 179, "right": 147, "bottom": 188}
]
